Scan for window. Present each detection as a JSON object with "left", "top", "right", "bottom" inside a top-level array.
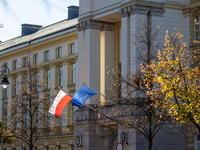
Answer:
[
  {"left": 35, "top": 73, "right": 39, "bottom": 92},
  {"left": 58, "top": 117, "right": 62, "bottom": 127},
  {"left": 13, "top": 78, "right": 17, "bottom": 95},
  {"left": 46, "top": 70, "right": 50, "bottom": 89},
  {"left": 23, "top": 57, "right": 28, "bottom": 67},
  {"left": 45, "top": 51, "right": 49, "bottom": 61},
  {"left": 195, "top": 15, "right": 200, "bottom": 44},
  {"left": 196, "top": 134, "right": 200, "bottom": 150},
  {"left": 70, "top": 44, "right": 74, "bottom": 54},
  {"left": 25, "top": 109, "right": 29, "bottom": 129},
  {"left": 46, "top": 108, "right": 50, "bottom": 127},
  {"left": 70, "top": 145, "right": 74, "bottom": 150},
  {"left": 3, "top": 88, "right": 7, "bottom": 98},
  {"left": 34, "top": 54, "right": 38, "bottom": 64},
  {"left": 71, "top": 106, "right": 75, "bottom": 124},
  {"left": 44, "top": 146, "right": 49, "bottom": 150},
  {"left": 13, "top": 60, "right": 17, "bottom": 70},
  {"left": 56, "top": 145, "right": 61, "bottom": 150},
  {"left": 71, "top": 64, "right": 75, "bottom": 85},
  {"left": 57, "top": 47, "right": 62, "bottom": 58},
  {"left": 58, "top": 67, "right": 62, "bottom": 87}
]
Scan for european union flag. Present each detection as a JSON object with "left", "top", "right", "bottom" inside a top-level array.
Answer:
[{"left": 72, "top": 85, "right": 96, "bottom": 108}]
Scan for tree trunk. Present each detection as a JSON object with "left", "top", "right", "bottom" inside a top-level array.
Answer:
[{"left": 148, "top": 137, "right": 153, "bottom": 150}]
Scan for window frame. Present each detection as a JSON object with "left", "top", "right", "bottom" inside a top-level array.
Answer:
[
  {"left": 69, "top": 43, "right": 75, "bottom": 55},
  {"left": 194, "top": 15, "right": 200, "bottom": 45},
  {"left": 44, "top": 51, "right": 49, "bottom": 61},
  {"left": 13, "top": 60, "right": 17, "bottom": 70},
  {"left": 3, "top": 87, "right": 8, "bottom": 98},
  {"left": 58, "top": 66, "right": 62, "bottom": 87},
  {"left": 13, "top": 78, "right": 17, "bottom": 96},
  {"left": 46, "top": 69, "right": 50, "bottom": 89},
  {"left": 33, "top": 54, "right": 38, "bottom": 64},
  {"left": 195, "top": 134, "right": 200, "bottom": 150},
  {"left": 70, "top": 64, "right": 76, "bottom": 85},
  {"left": 57, "top": 47, "right": 62, "bottom": 58}
]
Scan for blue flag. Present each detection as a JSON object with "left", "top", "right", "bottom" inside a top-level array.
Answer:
[{"left": 72, "top": 85, "right": 96, "bottom": 108}]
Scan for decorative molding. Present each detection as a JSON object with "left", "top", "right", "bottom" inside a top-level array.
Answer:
[
  {"left": 77, "top": 20, "right": 103, "bottom": 31},
  {"left": 85, "top": 20, "right": 103, "bottom": 30},
  {"left": 54, "top": 61, "right": 62, "bottom": 67},
  {"left": 67, "top": 58, "right": 76, "bottom": 64},
  {"left": 119, "top": 4, "right": 165, "bottom": 17},
  {"left": 101, "top": 23, "right": 115, "bottom": 31},
  {"left": 43, "top": 64, "right": 50, "bottom": 70},
  {"left": 191, "top": 6, "right": 200, "bottom": 14}
]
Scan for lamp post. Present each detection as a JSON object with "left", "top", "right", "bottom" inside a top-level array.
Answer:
[{"left": 0, "top": 65, "right": 10, "bottom": 150}]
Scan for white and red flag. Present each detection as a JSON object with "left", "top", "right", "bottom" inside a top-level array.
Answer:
[{"left": 49, "top": 90, "right": 72, "bottom": 118}]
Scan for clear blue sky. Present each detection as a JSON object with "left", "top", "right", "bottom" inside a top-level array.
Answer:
[{"left": 0, "top": 0, "right": 79, "bottom": 42}]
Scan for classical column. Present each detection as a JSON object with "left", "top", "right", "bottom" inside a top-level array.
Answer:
[
  {"left": 100, "top": 23, "right": 114, "bottom": 105},
  {"left": 120, "top": 7, "right": 130, "bottom": 76},
  {"left": 77, "top": 23, "right": 85, "bottom": 89}
]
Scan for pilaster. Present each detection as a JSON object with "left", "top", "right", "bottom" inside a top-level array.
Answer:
[
  {"left": 120, "top": 7, "right": 130, "bottom": 76},
  {"left": 77, "top": 20, "right": 102, "bottom": 105}
]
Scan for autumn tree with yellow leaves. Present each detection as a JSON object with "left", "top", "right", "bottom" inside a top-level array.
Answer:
[
  {"left": 0, "top": 121, "right": 18, "bottom": 146},
  {"left": 150, "top": 29, "right": 200, "bottom": 131}
]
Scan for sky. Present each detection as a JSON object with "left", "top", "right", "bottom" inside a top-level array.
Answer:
[{"left": 0, "top": 0, "right": 79, "bottom": 42}]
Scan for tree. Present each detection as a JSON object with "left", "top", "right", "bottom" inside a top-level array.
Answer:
[
  {"left": 0, "top": 121, "right": 18, "bottom": 146},
  {"left": 97, "top": 10, "right": 169, "bottom": 150},
  {"left": 9, "top": 53, "right": 52, "bottom": 150},
  {"left": 151, "top": 29, "right": 200, "bottom": 131}
]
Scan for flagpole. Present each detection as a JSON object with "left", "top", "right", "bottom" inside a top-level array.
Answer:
[
  {"left": 85, "top": 104, "right": 97, "bottom": 112},
  {"left": 83, "top": 82, "right": 117, "bottom": 105}
]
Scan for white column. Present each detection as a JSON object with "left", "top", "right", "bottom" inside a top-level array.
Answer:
[
  {"left": 100, "top": 24, "right": 114, "bottom": 104},
  {"left": 120, "top": 8, "right": 130, "bottom": 76},
  {"left": 77, "top": 25, "right": 85, "bottom": 89},
  {"left": 84, "top": 20, "right": 102, "bottom": 105},
  {"left": 130, "top": 9, "right": 137, "bottom": 74}
]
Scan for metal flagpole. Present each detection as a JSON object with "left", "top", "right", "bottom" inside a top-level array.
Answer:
[{"left": 83, "top": 82, "right": 117, "bottom": 105}]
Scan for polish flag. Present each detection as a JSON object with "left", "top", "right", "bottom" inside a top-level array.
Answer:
[{"left": 49, "top": 90, "right": 72, "bottom": 118}]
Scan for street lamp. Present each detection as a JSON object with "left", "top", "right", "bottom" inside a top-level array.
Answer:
[{"left": 0, "top": 65, "right": 10, "bottom": 150}]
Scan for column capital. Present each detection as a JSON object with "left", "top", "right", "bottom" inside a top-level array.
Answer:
[
  {"left": 119, "top": 4, "right": 165, "bottom": 17},
  {"left": 78, "top": 20, "right": 103, "bottom": 30},
  {"left": 85, "top": 20, "right": 103, "bottom": 30},
  {"left": 101, "top": 23, "right": 115, "bottom": 31},
  {"left": 119, "top": 7, "right": 130, "bottom": 18},
  {"left": 76, "top": 22, "right": 86, "bottom": 32}
]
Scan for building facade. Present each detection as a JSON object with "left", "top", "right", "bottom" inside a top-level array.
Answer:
[
  {"left": 0, "top": 6, "right": 78, "bottom": 150},
  {"left": 75, "top": 0, "right": 200, "bottom": 150},
  {"left": 1, "top": 0, "right": 200, "bottom": 150}
]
